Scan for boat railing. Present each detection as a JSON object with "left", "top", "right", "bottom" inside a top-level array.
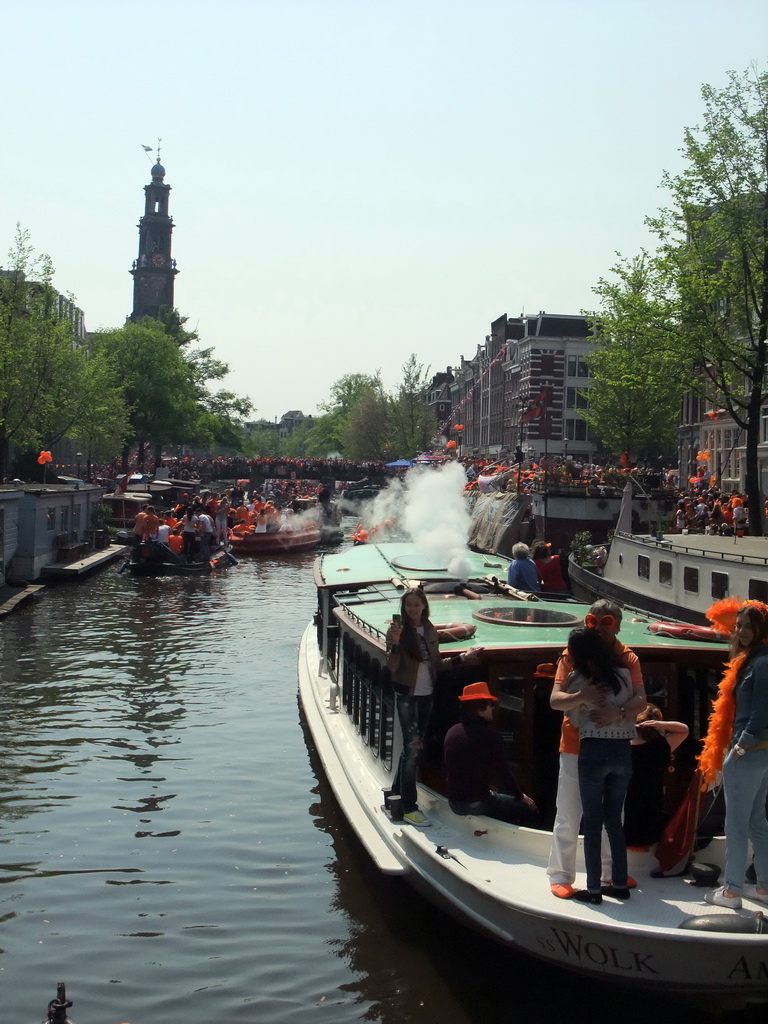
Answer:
[
  {"left": 341, "top": 605, "right": 387, "bottom": 642},
  {"left": 617, "top": 530, "right": 768, "bottom": 566}
]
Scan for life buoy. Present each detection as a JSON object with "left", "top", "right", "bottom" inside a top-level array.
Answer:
[
  {"left": 435, "top": 622, "right": 477, "bottom": 642},
  {"left": 648, "top": 622, "right": 726, "bottom": 643}
]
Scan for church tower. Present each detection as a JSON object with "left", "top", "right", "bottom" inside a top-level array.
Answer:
[{"left": 130, "top": 155, "right": 179, "bottom": 321}]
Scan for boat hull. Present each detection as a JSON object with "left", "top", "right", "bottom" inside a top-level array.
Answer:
[
  {"left": 230, "top": 528, "right": 320, "bottom": 554},
  {"left": 125, "top": 543, "right": 233, "bottom": 576}
]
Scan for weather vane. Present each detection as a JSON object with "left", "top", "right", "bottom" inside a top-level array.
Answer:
[{"left": 140, "top": 137, "right": 163, "bottom": 162}]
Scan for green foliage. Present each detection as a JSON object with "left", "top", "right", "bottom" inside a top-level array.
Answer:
[
  {"left": 388, "top": 354, "right": 437, "bottom": 459},
  {"left": 589, "top": 65, "right": 768, "bottom": 532},
  {"left": 586, "top": 254, "right": 683, "bottom": 458},
  {"left": 569, "top": 530, "right": 596, "bottom": 568},
  {"left": 0, "top": 226, "right": 129, "bottom": 479}
]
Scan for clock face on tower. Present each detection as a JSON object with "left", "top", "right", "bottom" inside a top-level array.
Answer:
[{"left": 151, "top": 252, "right": 165, "bottom": 267}]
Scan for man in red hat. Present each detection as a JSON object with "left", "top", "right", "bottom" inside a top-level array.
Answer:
[{"left": 443, "top": 682, "right": 539, "bottom": 825}]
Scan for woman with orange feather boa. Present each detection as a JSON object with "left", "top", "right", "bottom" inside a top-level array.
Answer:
[{"left": 699, "top": 598, "right": 768, "bottom": 909}]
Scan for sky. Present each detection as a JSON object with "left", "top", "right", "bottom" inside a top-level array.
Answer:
[{"left": 2, "top": 1, "right": 767, "bottom": 423}]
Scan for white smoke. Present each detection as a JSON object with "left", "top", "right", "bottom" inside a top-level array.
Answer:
[
  {"left": 360, "top": 462, "right": 472, "bottom": 578},
  {"left": 402, "top": 463, "right": 473, "bottom": 578}
]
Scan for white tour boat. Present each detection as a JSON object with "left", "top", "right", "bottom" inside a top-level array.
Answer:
[{"left": 299, "top": 539, "right": 768, "bottom": 999}]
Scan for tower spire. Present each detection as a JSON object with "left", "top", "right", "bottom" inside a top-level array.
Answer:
[{"left": 129, "top": 149, "right": 179, "bottom": 322}]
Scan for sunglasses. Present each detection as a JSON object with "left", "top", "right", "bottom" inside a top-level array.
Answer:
[{"left": 585, "top": 613, "right": 617, "bottom": 630}]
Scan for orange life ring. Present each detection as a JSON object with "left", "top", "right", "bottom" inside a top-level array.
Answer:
[
  {"left": 648, "top": 622, "right": 725, "bottom": 643},
  {"left": 435, "top": 622, "right": 477, "bottom": 642}
]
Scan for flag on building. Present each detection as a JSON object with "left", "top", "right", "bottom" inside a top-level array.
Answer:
[{"left": 520, "top": 390, "right": 548, "bottom": 424}]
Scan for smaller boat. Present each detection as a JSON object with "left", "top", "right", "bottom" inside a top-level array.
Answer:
[
  {"left": 122, "top": 540, "right": 235, "bottom": 576},
  {"left": 229, "top": 526, "right": 320, "bottom": 555}
]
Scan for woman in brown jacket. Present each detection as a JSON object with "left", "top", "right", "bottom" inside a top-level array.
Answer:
[{"left": 385, "top": 587, "right": 482, "bottom": 826}]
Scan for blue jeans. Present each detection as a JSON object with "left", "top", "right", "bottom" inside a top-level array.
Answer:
[
  {"left": 722, "top": 746, "right": 768, "bottom": 893},
  {"left": 578, "top": 739, "right": 632, "bottom": 892},
  {"left": 392, "top": 694, "right": 433, "bottom": 813}
]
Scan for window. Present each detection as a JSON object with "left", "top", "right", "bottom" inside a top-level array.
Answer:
[
  {"left": 748, "top": 578, "right": 768, "bottom": 602},
  {"left": 659, "top": 561, "right": 672, "bottom": 586},
  {"left": 60, "top": 507, "right": 69, "bottom": 534},
  {"left": 566, "top": 355, "right": 589, "bottom": 378},
  {"left": 47, "top": 508, "right": 56, "bottom": 531},
  {"left": 711, "top": 572, "right": 729, "bottom": 600},
  {"left": 638, "top": 555, "right": 650, "bottom": 580},
  {"left": 683, "top": 567, "right": 699, "bottom": 594}
]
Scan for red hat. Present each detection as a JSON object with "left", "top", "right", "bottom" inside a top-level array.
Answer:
[{"left": 458, "top": 681, "right": 497, "bottom": 702}]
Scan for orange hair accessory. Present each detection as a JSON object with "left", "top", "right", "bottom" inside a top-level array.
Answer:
[
  {"left": 706, "top": 597, "right": 768, "bottom": 635},
  {"left": 585, "top": 613, "right": 616, "bottom": 630}
]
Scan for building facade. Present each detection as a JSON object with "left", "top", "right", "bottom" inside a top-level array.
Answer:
[{"left": 441, "top": 312, "right": 598, "bottom": 461}]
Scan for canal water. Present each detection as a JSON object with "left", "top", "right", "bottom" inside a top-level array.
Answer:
[{"left": 0, "top": 548, "right": 763, "bottom": 1023}]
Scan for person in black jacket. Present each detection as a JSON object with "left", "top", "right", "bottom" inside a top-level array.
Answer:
[{"left": 443, "top": 682, "right": 539, "bottom": 825}]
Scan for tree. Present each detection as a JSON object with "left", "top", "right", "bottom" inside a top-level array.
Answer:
[
  {"left": 319, "top": 372, "right": 383, "bottom": 454},
  {"left": 388, "top": 354, "right": 437, "bottom": 458},
  {"left": 342, "top": 390, "right": 391, "bottom": 460},
  {"left": 589, "top": 66, "right": 768, "bottom": 532},
  {"left": 0, "top": 226, "right": 126, "bottom": 479},
  {"left": 92, "top": 322, "right": 201, "bottom": 469},
  {"left": 587, "top": 255, "right": 683, "bottom": 459},
  {"left": 651, "top": 66, "right": 768, "bottom": 532}
]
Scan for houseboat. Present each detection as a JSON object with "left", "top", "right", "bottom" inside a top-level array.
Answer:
[{"left": 569, "top": 485, "right": 768, "bottom": 624}]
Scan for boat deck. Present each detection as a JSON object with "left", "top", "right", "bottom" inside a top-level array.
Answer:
[{"left": 631, "top": 531, "right": 768, "bottom": 564}]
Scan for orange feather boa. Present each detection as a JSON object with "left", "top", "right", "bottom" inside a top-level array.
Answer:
[
  {"left": 697, "top": 652, "right": 746, "bottom": 786},
  {"left": 697, "top": 596, "right": 768, "bottom": 787}
]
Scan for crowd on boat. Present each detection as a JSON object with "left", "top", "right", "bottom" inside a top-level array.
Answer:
[
  {"left": 131, "top": 482, "right": 336, "bottom": 562},
  {"left": 667, "top": 488, "right": 759, "bottom": 535},
  {"left": 383, "top": 586, "right": 768, "bottom": 912}
]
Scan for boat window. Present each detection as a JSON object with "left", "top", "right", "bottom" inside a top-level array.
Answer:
[
  {"left": 749, "top": 578, "right": 768, "bottom": 602},
  {"left": 47, "top": 507, "right": 56, "bottom": 531},
  {"left": 659, "top": 561, "right": 672, "bottom": 587},
  {"left": 711, "top": 571, "right": 729, "bottom": 600},
  {"left": 473, "top": 607, "right": 582, "bottom": 627},
  {"left": 683, "top": 567, "right": 699, "bottom": 594},
  {"left": 637, "top": 555, "right": 650, "bottom": 580}
]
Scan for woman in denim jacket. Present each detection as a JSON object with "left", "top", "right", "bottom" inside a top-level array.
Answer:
[{"left": 704, "top": 602, "right": 768, "bottom": 909}]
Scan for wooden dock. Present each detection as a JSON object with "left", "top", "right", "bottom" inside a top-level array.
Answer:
[
  {"left": 0, "top": 583, "right": 45, "bottom": 617},
  {"left": 40, "top": 544, "right": 131, "bottom": 579}
]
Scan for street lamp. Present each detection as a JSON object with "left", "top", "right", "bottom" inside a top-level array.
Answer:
[
  {"left": 76, "top": 452, "right": 83, "bottom": 480},
  {"left": 563, "top": 436, "right": 571, "bottom": 460}
]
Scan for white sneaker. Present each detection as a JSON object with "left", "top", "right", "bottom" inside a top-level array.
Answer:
[
  {"left": 704, "top": 886, "right": 742, "bottom": 909},
  {"left": 403, "top": 809, "right": 431, "bottom": 827},
  {"left": 743, "top": 885, "right": 768, "bottom": 907}
]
